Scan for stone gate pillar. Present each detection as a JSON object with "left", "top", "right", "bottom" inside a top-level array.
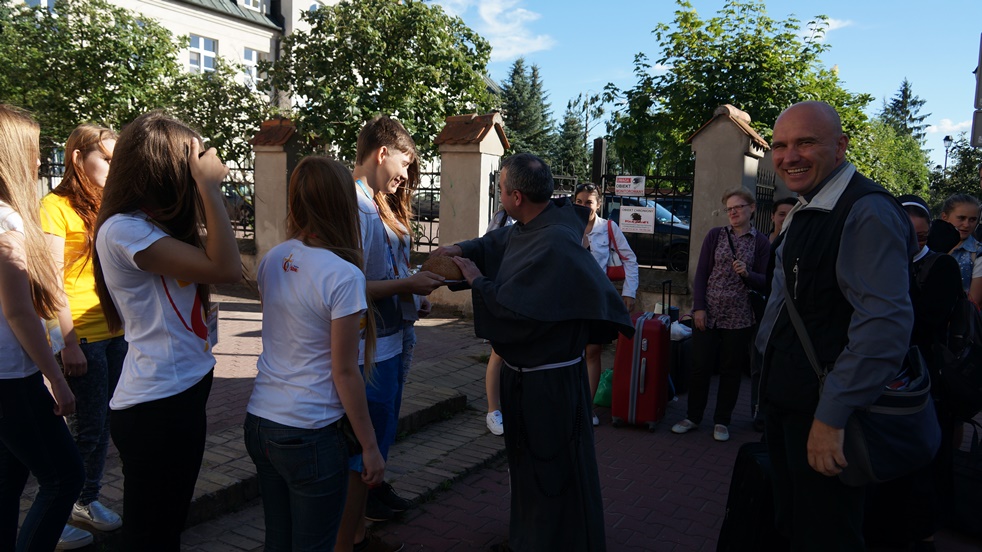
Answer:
[
  {"left": 249, "top": 117, "right": 302, "bottom": 280},
  {"left": 428, "top": 113, "right": 509, "bottom": 312},
  {"left": 686, "top": 105, "right": 770, "bottom": 287}
]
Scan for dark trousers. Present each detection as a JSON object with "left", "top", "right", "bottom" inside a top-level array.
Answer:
[
  {"left": 111, "top": 370, "right": 213, "bottom": 551},
  {"left": 764, "top": 405, "right": 866, "bottom": 552},
  {"left": 244, "top": 413, "right": 349, "bottom": 552},
  {"left": 0, "top": 372, "right": 83, "bottom": 552},
  {"left": 687, "top": 326, "right": 753, "bottom": 425},
  {"left": 63, "top": 336, "right": 126, "bottom": 504},
  {"left": 500, "top": 360, "right": 605, "bottom": 552}
]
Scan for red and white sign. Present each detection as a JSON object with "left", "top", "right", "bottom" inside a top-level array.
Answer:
[
  {"left": 619, "top": 206, "right": 655, "bottom": 234},
  {"left": 615, "top": 175, "right": 646, "bottom": 196}
]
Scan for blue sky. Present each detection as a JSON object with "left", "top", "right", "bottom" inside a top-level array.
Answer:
[{"left": 433, "top": 0, "right": 982, "bottom": 169}]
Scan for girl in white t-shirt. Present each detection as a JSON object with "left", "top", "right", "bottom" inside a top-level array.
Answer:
[
  {"left": 0, "top": 104, "right": 84, "bottom": 550},
  {"left": 92, "top": 111, "right": 241, "bottom": 551},
  {"left": 245, "top": 156, "right": 383, "bottom": 550}
]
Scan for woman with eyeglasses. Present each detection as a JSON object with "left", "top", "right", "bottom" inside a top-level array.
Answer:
[
  {"left": 574, "top": 183, "right": 638, "bottom": 426},
  {"left": 670, "top": 188, "right": 769, "bottom": 442}
]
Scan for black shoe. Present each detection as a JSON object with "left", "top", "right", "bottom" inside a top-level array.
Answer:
[
  {"left": 370, "top": 482, "right": 413, "bottom": 513},
  {"left": 364, "top": 493, "right": 394, "bottom": 522}
]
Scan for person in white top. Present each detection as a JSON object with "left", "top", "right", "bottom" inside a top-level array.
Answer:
[
  {"left": 0, "top": 104, "right": 84, "bottom": 551},
  {"left": 574, "top": 183, "right": 639, "bottom": 425},
  {"left": 92, "top": 111, "right": 241, "bottom": 551},
  {"left": 245, "top": 156, "right": 384, "bottom": 550}
]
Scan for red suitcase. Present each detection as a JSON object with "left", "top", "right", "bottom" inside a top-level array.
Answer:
[{"left": 611, "top": 283, "right": 672, "bottom": 431}]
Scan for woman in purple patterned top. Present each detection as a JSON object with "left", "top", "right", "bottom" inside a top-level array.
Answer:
[{"left": 671, "top": 188, "right": 770, "bottom": 442}]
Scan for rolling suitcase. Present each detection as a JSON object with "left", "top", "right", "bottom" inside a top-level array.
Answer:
[
  {"left": 611, "top": 280, "right": 672, "bottom": 431},
  {"left": 717, "top": 442, "right": 789, "bottom": 552}
]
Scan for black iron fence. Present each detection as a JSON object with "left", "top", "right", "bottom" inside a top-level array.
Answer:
[
  {"left": 411, "top": 163, "right": 440, "bottom": 252},
  {"left": 36, "top": 148, "right": 255, "bottom": 238}
]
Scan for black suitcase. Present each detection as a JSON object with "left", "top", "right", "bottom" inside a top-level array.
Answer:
[{"left": 717, "top": 442, "right": 789, "bottom": 552}]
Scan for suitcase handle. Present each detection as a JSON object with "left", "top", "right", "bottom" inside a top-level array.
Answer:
[
  {"left": 640, "top": 358, "right": 646, "bottom": 393},
  {"left": 661, "top": 279, "right": 672, "bottom": 313}
]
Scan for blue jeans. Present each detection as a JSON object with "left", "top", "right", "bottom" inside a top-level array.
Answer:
[
  {"left": 244, "top": 413, "right": 349, "bottom": 552},
  {"left": 64, "top": 336, "right": 126, "bottom": 504},
  {"left": 0, "top": 372, "right": 84, "bottom": 552},
  {"left": 349, "top": 354, "right": 403, "bottom": 472}
]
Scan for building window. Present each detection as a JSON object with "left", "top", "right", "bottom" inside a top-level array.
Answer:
[
  {"left": 243, "top": 48, "right": 260, "bottom": 83},
  {"left": 189, "top": 35, "right": 217, "bottom": 73},
  {"left": 242, "top": 0, "right": 261, "bottom": 11}
]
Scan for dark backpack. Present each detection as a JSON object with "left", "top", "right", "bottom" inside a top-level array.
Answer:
[{"left": 915, "top": 253, "right": 982, "bottom": 420}]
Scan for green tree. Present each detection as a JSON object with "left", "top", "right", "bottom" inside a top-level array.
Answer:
[
  {"left": 552, "top": 98, "right": 590, "bottom": 180},
  {"left": 261, "top": 0, "right": 494, "bottom": 160},
  {"left": 880, "top": 79, "right": 931, "bottom": 145},
  {"left": 169, "top": 58, "right": 271, "bottom": 166},
  {"left": 605, "top": 0, "right": 874, "bottom": 172},
  {"left": 500, "top": 58, "right": 555, "bottom": 159},
  {"left": 929, "top": 135, "right": 982, "bottom": 208},
  {"left": 849, "top": 118, "right": 930, "bottom": 196},
  {"left": 0, "top": 0, "right": 182, "bottom": 145}
]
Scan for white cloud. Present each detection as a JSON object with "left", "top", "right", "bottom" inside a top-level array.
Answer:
[
  {"left": 433, "top": 0, "right": 554, "bottom": 62},
  {"left": 927, "top": 118, "right": 972, "bottom": 134},
  {"left": 826, "top": 18, "right": 854, "bottom": 32},
  {"left": 801, "top": 17, "right": 854, "bottom": 43}
]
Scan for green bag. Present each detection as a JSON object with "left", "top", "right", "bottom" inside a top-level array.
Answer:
[{"left": 594, "top": 368, "right": 613, "bottom": 407}]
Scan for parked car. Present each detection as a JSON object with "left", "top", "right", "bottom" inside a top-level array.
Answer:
[
  {"left": 603, "top": 195, "right": 690, "bottom": 271},
  {"left": 657, "top": 195, "right": 692, "bottom": 226},
  {"left": 413, "top": 189, "right": 440, "bottom": 221}
]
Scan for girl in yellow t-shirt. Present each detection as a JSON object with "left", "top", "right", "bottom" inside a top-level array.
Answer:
[{"left": 40, "top": 124, "right": 125, "bottom": 542}]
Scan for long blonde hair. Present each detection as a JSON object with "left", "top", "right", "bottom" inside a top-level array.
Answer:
[
  {"left": 0, "top": 105, "right": 61, "bottom": 318},
  {"left": 287, "top": 156, "right": 377, "bottom": 373}
]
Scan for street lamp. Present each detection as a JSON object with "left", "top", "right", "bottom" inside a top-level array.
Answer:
[{"left": 943, "top": 135, "right": 954, "bottom": 179}]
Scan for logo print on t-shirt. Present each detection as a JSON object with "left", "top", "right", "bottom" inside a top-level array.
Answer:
[
  {"left": 282, "top": 253, "right": 299, "bottom": 273},
  {"left": 161, "top": 276, "right": 209, "bottom": 349}
]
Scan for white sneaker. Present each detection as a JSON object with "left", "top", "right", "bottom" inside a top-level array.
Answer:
[
  {"left": 671, "top": 419, "right": 698, "bottom": 434},
  {"left": 714, "top": 424, "right": 730, "bottom": 442},
  {"left": 55, "top": 525, "right": 93, "bottom": 550},
  {"left": 72, "top": 500, "right": 123, "bottom": 531},
  {"left": 486, "top": 410, "right": 504, "bottom": 435},
  {"left": 592, "top": 413, "right": 600, "bottom": 426}
]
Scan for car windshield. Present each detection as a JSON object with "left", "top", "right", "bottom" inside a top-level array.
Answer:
[{"left": 653, "top": 203, "right": 683, "bottom": 225}]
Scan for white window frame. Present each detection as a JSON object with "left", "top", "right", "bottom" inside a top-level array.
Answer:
[
  {"left": 243, "top": 48, "right": 260, "bottom": 84},
  {"left": 189, "top": 35, "right": 217, "bottom": 74},
  {"left": 242, "top": 0, "right": 261, "bottom": 11}
]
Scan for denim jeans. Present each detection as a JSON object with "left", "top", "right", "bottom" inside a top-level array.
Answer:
[
  {"left": 0, "top": 372, "right": 84, "bottom": 552},
  {"left": 244, "top": 413, "right": 349, "bottom": 551},
  {"left": 395, "top": 322, "right": 417, "bottom": 419},
  {"left": 63, "top": 335, "right": 126, "bottom": 504},
  {"left": 349, "top": 354, "right": 403, "bottom": 472},
  {"left": 111, "top": 370, "right": 212, "bottom": 552}
]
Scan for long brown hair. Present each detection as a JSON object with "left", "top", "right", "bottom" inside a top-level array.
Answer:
[
  {"left": 93, "top": 111, "right": 208, "bottom": 333},
  {"left": 52, "top": 124, "right": 117, "bottom": 269},
  {"left": 287, "top": 155, "right": 377, "bottom": 372},
  {"left": 0, "top": 105, "right": 61, "bottom": 318}
]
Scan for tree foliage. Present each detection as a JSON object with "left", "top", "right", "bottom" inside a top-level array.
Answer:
[
  {"left": 880, "top": 79, "right": 930, "bottom": 145},
  {"left": 170, "top": 59, "right": 272, "bottom": 165},
  {"left": 0, "top": 0, "right": 182, "bottom": 145},
  {"left": 929, "top": 134, "right": 982, "bottom": 208},
  {"left": 848, "top": 118, "right": 930, "bottom": 196},
  {"left": 552, "top": 97, "right": 590, "bottom": 181},
  {"left": 604, "top": 0, "right": 874, "bottom": 173},
  {"left": 500, "top": 58, "right": 555, "bottom": 160},
  {"left": 261, "top": 0, "right": 494, "bottom": 160}
]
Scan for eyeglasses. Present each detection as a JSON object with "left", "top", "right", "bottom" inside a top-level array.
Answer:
[
  {"left": 725, "top": 204, "right": 751, "bottom": 214},
  {"left": 574, "top": 184, "right": 599, "bottom": 194}
]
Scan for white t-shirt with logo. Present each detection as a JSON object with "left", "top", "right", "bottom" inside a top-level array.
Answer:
[
  {"left": 0, "top": 202, "right": 40, "bottom": 379},
  {"left": 96, "top": 212, "right": 215, "bottom": 409},
  {"left": 247, "top": 239, "right": 368, "bottom": 429}
]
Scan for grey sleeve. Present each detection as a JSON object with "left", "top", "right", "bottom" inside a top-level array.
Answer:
[{"left": 815, "top": 194, "right": 916, "bottom": 428}]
